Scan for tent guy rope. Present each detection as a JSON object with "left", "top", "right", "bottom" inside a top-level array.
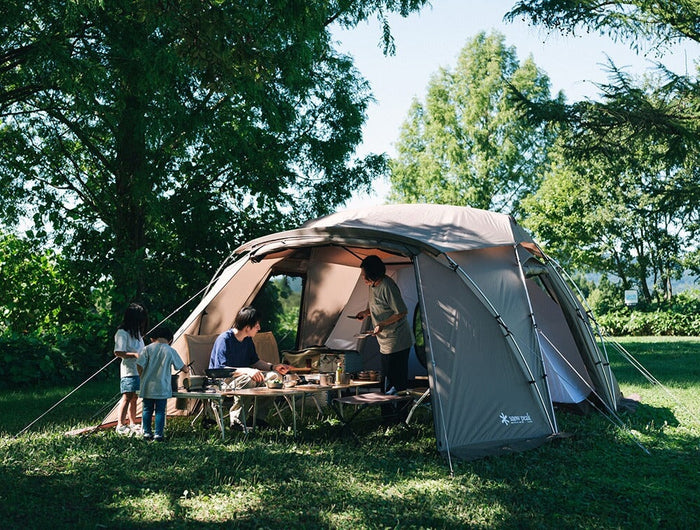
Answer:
[{"left": 15, "top": 282, "right": 214, "bottom": 437}]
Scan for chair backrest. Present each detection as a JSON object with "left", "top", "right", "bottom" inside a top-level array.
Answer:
[
  {"left": 253, "top": 331, "right": 280, "bottom": 365},
  {"left": 183, "top": 334, "right": 220, "bottom": 375}
]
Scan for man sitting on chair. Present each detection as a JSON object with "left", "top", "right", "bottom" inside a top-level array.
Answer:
[{"left": 209, "top": 306, "right": 291, "bottom": 430}]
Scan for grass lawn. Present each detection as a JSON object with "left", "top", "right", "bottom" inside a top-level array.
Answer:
[{"left": 1, "top": 337, "right": 699, "bottom": 529}]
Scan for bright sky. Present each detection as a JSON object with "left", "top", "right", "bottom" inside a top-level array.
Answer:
[{"left": 333, "top": 0, "right": 700, "bottom": 210}]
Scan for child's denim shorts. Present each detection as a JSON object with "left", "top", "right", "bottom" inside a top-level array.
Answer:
[{"left": 120, "top": 375, "right": 140, "bottom": 393}]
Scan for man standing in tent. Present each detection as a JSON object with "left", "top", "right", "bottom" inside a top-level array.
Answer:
[
  {"left": 209, "top": 306, "right": 291, "bottom": 430},
  {"left": 355, "top": 255, "right": 414, "bottom": 422}
]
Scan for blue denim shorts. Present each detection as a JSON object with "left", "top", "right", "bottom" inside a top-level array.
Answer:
[{"left": 120, "top": 375, "right": 140, "bottom": 393}]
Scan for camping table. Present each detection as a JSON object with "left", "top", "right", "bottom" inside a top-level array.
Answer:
[
  {"left": 222, "top": 380, "right": 379, "bottom": 437},
  {"left": 330, "top": 392, "right": 413, "bottom": 442},
  {"left": 171, "top": 391, "right": 227, "bottom": 440}
]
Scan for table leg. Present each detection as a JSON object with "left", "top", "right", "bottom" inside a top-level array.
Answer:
[{"left": 216, "top": 399, "right": 226, "bottom": 440}]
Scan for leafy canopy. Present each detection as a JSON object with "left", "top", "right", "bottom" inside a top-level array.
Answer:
[
  {"left": 389, "top": 31, "right": 559, "bottom": 215},
  {"left": 0, "top": 0, "right": 430, "bottom": 313}
]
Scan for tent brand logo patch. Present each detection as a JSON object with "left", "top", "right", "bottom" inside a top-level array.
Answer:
[{"left": 499, "top": 412, "right": 533, "bottom": 426}]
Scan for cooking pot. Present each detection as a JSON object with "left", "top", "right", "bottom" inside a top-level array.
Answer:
[
  {"left": 205, "top": 368, "right": 237, "bottom": 378},
  {"left": 184, "top": 375, "right": 207, "bottom": 391}
]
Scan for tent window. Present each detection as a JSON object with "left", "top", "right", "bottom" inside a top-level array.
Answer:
[
  {"left": 250, "top": 274, "right": 304, "bottom": 351},
  {"left": 412, "top": 304, "right": 427, "bottom": 369}
]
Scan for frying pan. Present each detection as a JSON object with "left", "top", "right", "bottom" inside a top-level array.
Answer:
[{"left": 205, "top": 367, "right": 237, "bottom": 378}]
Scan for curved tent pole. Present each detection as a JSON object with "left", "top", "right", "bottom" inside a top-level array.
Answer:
[
  {"left": 513, "top": 246, "right": 559, "bottom": 434},
  {"left": 544, "top": 256, "right": 618, "bottom": 407},
  {"left": 442, "top": 254, "right": 557, "bottom": 433},
  {"left": 413, "top": 255, "right": 454, "bottom": 476}
]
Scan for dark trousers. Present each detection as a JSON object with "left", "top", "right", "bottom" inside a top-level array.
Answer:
[{"left": 380, "top": 348, "right": 410, "bottom": 420}]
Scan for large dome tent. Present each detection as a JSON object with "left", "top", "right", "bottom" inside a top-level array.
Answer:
[{"left": 101, "top": 203, "right": 622, "bottom": 461}]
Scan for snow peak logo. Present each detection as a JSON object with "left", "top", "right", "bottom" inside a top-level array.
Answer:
[{"left": 499, "top": 412, "right": 533, "bottom": 426}]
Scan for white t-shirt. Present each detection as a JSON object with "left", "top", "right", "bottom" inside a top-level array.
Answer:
[
  {"left": 114, "top": 329, "right": 144, "bottom": 378},
  {"left": 137, "top": 342, "right": 185, "bottom": 399}
]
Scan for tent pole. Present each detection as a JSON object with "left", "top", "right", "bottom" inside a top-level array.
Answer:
[
  {"left": 443, "top": 254, "right": 557, "bottom": 433},
  {"left": 513, "top": 245, "right": 559, "bottom": 434},
  {"left": 413, "top": 255, "right": 454, "bottom": 476},
  {"left": 545, "top": 257, "right": 618, "bottom": 408}
]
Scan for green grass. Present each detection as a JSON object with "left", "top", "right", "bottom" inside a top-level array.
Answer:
[{"left": 1, "top": 337, "right": 699, "bottom": 529}]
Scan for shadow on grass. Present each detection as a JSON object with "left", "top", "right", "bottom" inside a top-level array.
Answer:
[{"left": 2, "top": 401, "right": 699, "bottom": 529}]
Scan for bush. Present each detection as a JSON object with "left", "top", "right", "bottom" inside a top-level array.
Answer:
[
  {"left": 594, "top": 290, "right": 700, "bottom": 336},
  {"left": 0, "top": 333, "right": 63, "bottom": 389}
]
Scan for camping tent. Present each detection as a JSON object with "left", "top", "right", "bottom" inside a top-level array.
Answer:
[{"left": 103, "top": 204, "right": 621, "bottom": 460}]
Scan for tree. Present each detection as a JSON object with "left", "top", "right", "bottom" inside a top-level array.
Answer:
[
  {"left": 504, "top": 1, "right": 700, "bottom": 222},
  {"left": 0, "top": 0, "right": 430, "bottom": 316},
  {"left": 388, "top": 31, "right": 559, "bottom": 215},
  {"left": 522, "top": 118, "right": 697, "bottom": 302}
]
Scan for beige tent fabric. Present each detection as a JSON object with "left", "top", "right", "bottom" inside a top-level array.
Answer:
[{"left": 303, "top": 204, "right": 534, "bottom": 252}]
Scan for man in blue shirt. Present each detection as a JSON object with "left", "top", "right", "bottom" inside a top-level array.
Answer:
[{"left": 209, "top": 306, "right": 290, "bottom": 430}]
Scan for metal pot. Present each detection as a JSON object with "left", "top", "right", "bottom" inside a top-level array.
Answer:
[
  {"left": 184, "top": 375, "right": 207, "bottom": 391},
  {"left": 318, "top": 373, "right": 335, "bottom": 386}
]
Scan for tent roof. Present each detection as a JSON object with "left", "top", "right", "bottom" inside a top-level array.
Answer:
[{"left": 235, "top": 204, "right": 537, "bottom": 259}]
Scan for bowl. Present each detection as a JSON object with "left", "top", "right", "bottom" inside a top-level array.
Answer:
[
  {"left": 283, "top": 380, "right": 297, "bottom": 388},
  {"left": 266, "top": 380, "right": 283, "bottom": 389}
]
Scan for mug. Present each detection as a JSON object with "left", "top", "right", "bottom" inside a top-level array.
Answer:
[{"left": 319, "top": 373, "right": 334, "bottom": 386}]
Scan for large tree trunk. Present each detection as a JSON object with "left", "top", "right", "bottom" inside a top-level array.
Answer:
[{"left": 113, "top": 92, "right": 148, "bottom": 309}]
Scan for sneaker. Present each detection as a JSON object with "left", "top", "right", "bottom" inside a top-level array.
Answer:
[
  {"left": 116, "top": 425, "right": 131, "bottom": 436},
  {"left": 129, "top": 424, "right": 142, "bottom": 435},
  {"left": 153, "top": 435, "right": 165, "bottom": 442},
  {"left": 143, "top": 432, "right": 154, "bottom": 441},
  {"left": 230, "top": 422, "right": 251, "bottom": 434}
]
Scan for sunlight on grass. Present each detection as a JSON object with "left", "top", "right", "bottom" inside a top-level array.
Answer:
[{"left": 1, "top": 338, "right": 699, "bottom": 528}]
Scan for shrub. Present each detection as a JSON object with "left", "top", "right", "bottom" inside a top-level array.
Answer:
[
  {"left": 0, "top": 333, "right": 63, "bottom": 388},
  {"left": 594, "top": 290, "right": 700, "bottom": 336}
]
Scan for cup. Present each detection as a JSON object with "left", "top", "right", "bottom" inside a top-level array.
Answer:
[{"left": 319, "top": 373, "right": 334, "bottom": 386}]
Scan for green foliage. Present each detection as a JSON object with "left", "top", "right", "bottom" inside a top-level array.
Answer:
[
  {"left": 0, "top": 333, "right": 62, "bottom": 389},
  {"left": 389, "top": 31, "right": 559, "bottom": 215},
  {"left": 523, "top": 131, "right": 697, "bottom": 302},
  {"left": 0, "top": 0, "right": 429, "bottom": 313},
  {"left": 586, "top": 275, "right": 626, "bottom": 315},
  {"left": 252, "top": 275, "right": 302, "bottom": 351},
  {"left": 595, "top": 290, "right": 700, "bottom": 336},
  {"left": 0, "top": 232, "right": 113, "bottom": 386},
  {"left": 508, "top": 1, "right": 700, "bottom": 299}
]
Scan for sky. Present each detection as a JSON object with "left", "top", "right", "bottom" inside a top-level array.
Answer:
[{"left": 332, "top": 0, "right": 700, "bottom": 210}]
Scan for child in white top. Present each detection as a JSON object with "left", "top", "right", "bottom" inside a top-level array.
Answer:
[
  {"left": 137, "top": 325, "right": 188, "bottom": 441},
  {"left": 114, "top": 303, "right": 148, "bottom": 435}
]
